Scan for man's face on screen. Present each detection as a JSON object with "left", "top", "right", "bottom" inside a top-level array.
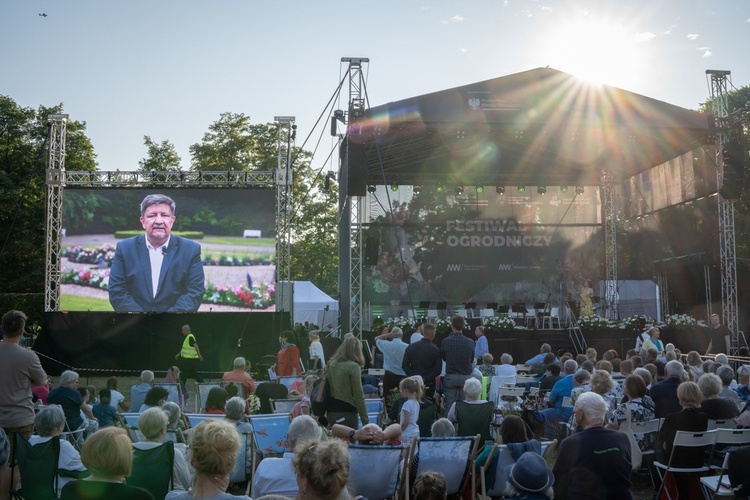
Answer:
[{"left": 140, "top": 202, "right": 175, "bottom": 247}]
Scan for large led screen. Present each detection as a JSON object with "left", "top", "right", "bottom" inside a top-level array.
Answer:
[
  {"left": 364, "top": 186, "right": 602, "bottom": 310},
  {"left": 61, "top": 188, "right": 276, "bottom": 312}
]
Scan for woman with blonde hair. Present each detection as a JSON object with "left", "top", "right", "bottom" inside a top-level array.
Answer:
[
  {"left": 293, "top": 439, "right": 350, "bottom": 500},
  {"left": 166, "top": 419, "right": 250, "bottom": 499},
  {"left": 327, "top": 335, "right": 368, "bottom": 428},
  {"left": 60, "top": 427, "right": 153, "bottom": 499},
  {"left": 686, "top": 351, "right": 704, "bottom": 380}
]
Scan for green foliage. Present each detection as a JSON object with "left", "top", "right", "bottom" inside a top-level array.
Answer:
[
  {"left": 0, "top": 293, "right": 45, "bottom": 321},
  {"left": 138, "top": 135, "right": 182, "bottom": 172},
  {"left": 113, "top": 230, "right": 204, "bottom": 239}
]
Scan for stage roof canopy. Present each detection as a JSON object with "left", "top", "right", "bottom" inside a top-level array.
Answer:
[{"left": 354, "top": 67, "right": 712, "bottom": 186}]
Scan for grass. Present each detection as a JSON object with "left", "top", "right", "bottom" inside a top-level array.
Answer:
[
  {"left": 61, "top": 294, "right": 114, "bottom": 311},
  {"left": 201, "top": 236, "right": 276, "bottom": 247}
]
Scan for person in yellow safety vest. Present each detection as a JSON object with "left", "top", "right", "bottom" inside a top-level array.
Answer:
[{"left": 175, "top": 324, "right": 203, "bottom": 384}]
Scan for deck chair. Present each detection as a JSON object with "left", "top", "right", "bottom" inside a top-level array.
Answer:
[
  {"left": 154, "top": 382, "right": 182, "bottom": 407},
  {"left": 230, "top": 430, "right": 253, "bottom": 486},
  {"left": 478, "top": 444, "right": 517, "bottom": 499},
  {"left": 255, "top": 382, "right": 288, "bottom": 414},
  {"left": 408, "top": 435, "right": 479, "bottom": 498},
  {"left": 270, "top": 398, "right": 298, "bottom": 414},
  {"left": 11, "top": 434, "right": 60, "bottom": 500},
  {"left": 184, "top": 413, "right": 225, "bottom": 428},
  {"left": 456, "top": 401, "right": 494, "bottom": 443},
  {"left": 248, "top": 414, "right": 291, "bottom": 458},
  {"left": 364, "top": 398, "right": 384, "bottom": 414},
  {"left": 654, "top": 429, "right": 717, "bottom": 500},
  {"left": 196, "top": 382, "right": 222, "bottom": 412},
  {"left": 127, "top": 441, "right": 174, "bottom": 500},
  {"left": 348, "top": 444, "right": 404, "bottom": 500}
]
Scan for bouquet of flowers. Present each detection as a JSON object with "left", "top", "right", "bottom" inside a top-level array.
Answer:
[
  {"left": 483, "top": 315, "right": 516, "bottom": 331},
  {"left": 246, "top": 394, "right": 261, "bottom": 415},
  {"left": 384, "top": 316, "right": 416, "bottom": 332},
  {"left": 622, "top": 314, "right": 655, "bottom": 333},
  {"left": 432, "top": 318, "right": 452, "bottom": 335},
  {"left": 663, "top": 314, "right": 698, "bottom": 329},
  {"left": 577, "top": 314, "right": 610, "bottom": 330}
]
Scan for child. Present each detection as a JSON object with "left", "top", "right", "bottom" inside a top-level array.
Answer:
[
  {"left": 308, "top": 330, "right": 326, "bottom": 371},
  {"left": 399, "top": 377, "right": 422, "bottom": 445},
  {"left": 292, "top": 374, "right": 318, "bottom": 418},
  {"left": 92, "top": 389, "right": 123, "bottom": 428}
]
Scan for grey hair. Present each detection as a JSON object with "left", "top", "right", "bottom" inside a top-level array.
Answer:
[
  {"left": 409, "top": 375, "right": 425, "bottom": 387},
  {"left": 463, "top": 377, "right": 483, "bottom": 399},
  {"left": 698, "top": 373, "right": 723, "bottom": 398},
  {"left": 140, "top": 370, "right": 154, "bottom": 384},
  {"left": 140, "top": 194, "right": 176, "bottom": 217},
  {"left": 573, "top": 371, "right": 591, "bottom": 385},
  {"left": 161, "top": 402, "right": 181, "bottom": 427},
  {"left": 59, "top": 370, "right": 79, "bottom": 386},
  {"left": 233, "top": 357, "right": 246, "bottom": 369},
  {"left": 430, "top": 418, "right": 456, "bottom": 437},
  {"left": 390, "top": 327, "right": 403, "bottom": 337},
  {"left": 716, "top": 365, "right": 735, "bottom": 386},
  {"left": 738, "top": 365, "right": 750, "bottom": 379},
  {"left": 138, "top": 407, "right": 168, "bottom": 441},
  {"left": 224, "top": 396, "right": 246, "bottom": 420},
  {"left": 563, "top": 359, "right": 578, "bottom": 374},
  {"left": 34, "top": 405, "right": 66, "bottom": 437},
  {"left": 715, "top": 354, "right": 729, "bottom": 364},
  {"left": 633, "top": 368, "right": 652, "bottom": 386},
  {"left": 665, "top": 360, "right": 684, "bottom": 378},
  {"left": 500, "top": 353, "right": 513, "bottom": 365},
  {"left": 575, "top": 392, "right": 608, "bottom": 424},
  {"left": 287, "top": 415, "right": 322, "bottom": 449}
]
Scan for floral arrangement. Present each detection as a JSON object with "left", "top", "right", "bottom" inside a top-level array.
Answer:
[
  {"left": 64, "top": 245, "right": 116, "bottom": 266},
  {"left": 662, "top": 314, "right": 698, "bottom": 329},
  {"left": 577, "top": 314, "right": 610, "bottom": 330},
  {"left": 433, "top": 318, "right": 452, "bottom": 334},
  {"left": 483, "top": 315, "right": 517, "bottom": 331},
  {"left": 246, "top": 394, "right": 261, "bottom": 414},
  {"left": 202, "top": 254, "right": 273, "bottom": 266},
  {"left": 61, "top": 268, "right": 110, "bottom": 289},
  {"left": 203, "top": 282, "right": 275, "bottom": 309},
  {"left": 622, "top": 314, "right": 655, "bottom": 333},
  {"left": 384, "top": 316, "right": 416, "bottom": 332}
]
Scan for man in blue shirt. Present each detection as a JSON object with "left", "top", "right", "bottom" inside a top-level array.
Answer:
[
  {"left": 533, "top": 359, "right": 577, "bottom": 438},
  {"left": 440, "top": 316, "right": 475, "bottom": 412},
  {"left": 375, "top": 327, "right": 408, "bottom": 405},
  {"left": 525, "top": 343, "right": 554, "bottom": 366},
  {"left": 474, "top": 326, "right": 488, "bottom": 362}
]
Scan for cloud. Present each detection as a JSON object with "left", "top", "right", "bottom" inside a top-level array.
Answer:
[
  {"left": 687, "top": 33, "right": 700, "bottom": 40},
  {"left": 662, "top": 25, "right": 676, "bottom": 35},
  {"left": 503, "top": 0, "right": 509, "bottom": 6},
  {"left": 540, "top": 6, "right": 552, "bottom": 11},
  {"left": 521, "top": 9, "right": 532, "bottom": 17},
  {"left": 441, "top": 15, "right": 465, "bottom": 24},
  {"left": 697, "top": 46, "right": 710, "bottom": 51},
  {"left": 746, "top": 18, "right": 750, "bottom": 23},
  {"left": 702, "top": 50, "right": 712, "bottom": 58},
  {"left": 458, "top": 48, "right": 469, "bottom": 54},
  {"left": 633, "top": 32, "right": 656, "bottom": 42}
]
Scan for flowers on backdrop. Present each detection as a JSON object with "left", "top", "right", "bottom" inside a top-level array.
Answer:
[
  {"left": 433, "top": 318, "right": 452, "bottom": 335},
  {"left": 61, "top": 268, "right": 110, "bottom": 289},
  {"left": 202, "top": 254, "right": 273, "bottom": 266},
  {"left": 246, "top": 394, "right": 261, "bottom": 415},
  {"left": 64, "top": 245, "right": 116, "bottom": 266},
  {"left": 622, "top": 314, "right": 655, "bottom": 333},
  {"left": 203, "top": 282, "right": 275, "bottom": 310},
  {"left": 483, "top": 315, "right": 517, "bottom": 331},
  {"left": 384, "top": 316, "right": 416, "bottom": 332},
  {"left": 662, "top": 314, "right": 698, "bottom": 329},
  {"left": 577, "top": 314, "right": 610, "bottom": 331}
]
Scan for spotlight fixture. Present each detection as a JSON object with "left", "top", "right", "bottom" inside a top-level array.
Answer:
[
  {"left": 575, "top": 186, "right": 585, "bottom": 195},
  {"left": 455, "top": 186, "right": 464, "bottom": 195},
  {"left": 538, "top": 186, "right": 547, "bottom": 195},
  {"left": 475, "top": 185, "right": 484, "bottom": 193},
  {"left": 390, "top": 185, "right": 399, "bottom": 192},
  {"left": 518, "top": 186, "right": 526, "bottom": 193},
  {"left": 436, "top": 186, "right": 444, "bottom": 193},
  {"left": 367, "top": 185, "right": 376, "bottom": 193},
  {"left": 413, "top": 185, "right": 422, "bottom": 194},
  {"left": 560, "top": 186, "right": 569, "bottom": 193}
]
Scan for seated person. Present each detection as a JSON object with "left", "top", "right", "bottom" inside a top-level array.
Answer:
[
  {"left": 698, "top": 373, "right": 739, "bottom": 419},
  {"left": 225, "top": 396, "right": 254, "bottom": 479},
  {"left": 292, "top": 439, "right": 350, "bottom": 500},
  {"left": 139, "top": 386, "right": 169, "bottom": 413},
  {"left": 251, "top": 415, "right": 322, "bottom": 498},
  {"left": 413, "top": 471, "right": 447, "bottom": 500},
  {"left": 495, "top": 353, "right": 517, "bottom": 377},
  {"left": 475, "top": 415, "right": 542, "bottom": 492},
  {"left": 161, "top": 401, "right": 188, "bottom": 451},
  {"left": 60, "top": 427, "right": 153, "bottom": 500},
  {"left": 332, "top": 421, "right": 403, "bottom": 445},
  {"left": 92, "top": 389, "right": 123, "bottom": 428},
  {"left": 203, "top": 387, "right": 229, "bottom": 414},
  {"left": 130, "top": 370, "right": 154, "bottom": 411},
  {"left": 477, "top": 353, "right": 496, "bottom": 378},
  {"left": 503, "top": 452, "right": 554, "bottom": 499},
  {"left": 29, "top": 405, "right": 88, "bottom": 496},
  {"left": 48, "top": 370, "right": 98, "bottom": 437},
  {"left": 447, "top": 378, "right": 489, "bottom": 425},
  {"left": 134, "top": 408, "right": 192, "bottom": 492}
]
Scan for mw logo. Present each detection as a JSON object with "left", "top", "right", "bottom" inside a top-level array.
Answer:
[
  {"left": 498, "top": 264, "right": 513, "bottom": 271},
  {"left": 446, "top": 264, "right": 462, "bottom": 271}
]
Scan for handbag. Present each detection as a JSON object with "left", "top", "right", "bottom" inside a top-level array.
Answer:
[
  {"left": 620, "top": 403, "right": 643, "bottom": 471},
  {"left": 310, "top": 371, "right": 330, "bottom": 417}
]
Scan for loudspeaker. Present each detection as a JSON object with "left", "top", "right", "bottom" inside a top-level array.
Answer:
[
  {"left": 364, "top": 235, "right": 380, "bottom": 265},
  {"left": 720, "top": 141, "right": 746, "bottom": 200},
  {"left": 347, "top": 142, "right": 367, "bottom": 197}
]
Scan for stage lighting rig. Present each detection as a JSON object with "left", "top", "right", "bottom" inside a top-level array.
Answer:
[
  {"left": 455, "top": 186, "right": 464, "bottom": 195},
  {"left": 475, "top": 185, "right": 484, "bottom": 193},
  {"left": 413, "top": 185, "right": 422, "bottom": 194},
  {"left": 367, "top": 185, "right": 376, "bottom": 193},
  {"left": 575, "top": 186, "right": 585, "bottom": 195},
  {"left": 518, "top": 186, "right": 526, "bottom": 193},
  {"left": 538, "top": 186, "right": 547, "bottom": 195},
  {"left": 496, "top": 186, "right": 505, "bottom": 195},
  {"left": 436, "top": 186, "right": 445, "bottom": 193},
  {"left": 390, "top": 185, "right": 399, "bottom": 192},
  {"left": 560, "top": 186, "right": 569, "bottom": 193}
]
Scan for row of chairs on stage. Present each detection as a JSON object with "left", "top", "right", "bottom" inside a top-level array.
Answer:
[{"left": 401, "top": 302, "right": 564, "bottom": 328}]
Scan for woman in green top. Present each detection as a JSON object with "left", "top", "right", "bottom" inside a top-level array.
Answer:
[{"left": 327, "top": 334, "right": 369, "bottom": 428}]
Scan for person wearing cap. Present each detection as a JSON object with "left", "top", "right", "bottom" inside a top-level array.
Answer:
[
  {"left": 552, "top": 392, "right": 632, "bottom": 500},
  {"left": 362, "top": 384, "right": 379, "bottom": 398},
  {"left": 503, "top": 452, "right": 554, "bottom": 499}
]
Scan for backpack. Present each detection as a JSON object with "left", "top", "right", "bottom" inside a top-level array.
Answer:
[{"left": 310, "top": 373, "right": 330, "bottom": 417}]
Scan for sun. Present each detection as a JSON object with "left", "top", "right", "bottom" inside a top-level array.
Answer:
[{"left": 540, "top": 11, "right": 649, "bottom": 86}]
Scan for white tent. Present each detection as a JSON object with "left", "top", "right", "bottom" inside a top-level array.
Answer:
[{"left": 291, "top": 281, "right": 338, "bottom": 330}]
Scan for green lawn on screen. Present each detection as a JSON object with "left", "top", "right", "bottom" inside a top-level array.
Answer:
[{"left": 60, "top": 294, "right": 114, "bottom": 312}]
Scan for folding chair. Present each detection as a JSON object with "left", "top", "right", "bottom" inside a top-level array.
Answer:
[
  {"left": 406, "top": 435, "right": 479, "bottom": 499},
  {"left": 708, "top": 427, "right": 750, "bottom": 469},
  {"left": 184, "top": 413, "right": 225, "bottom": 428},
  {"left": 631, "top": 418, "right": 663, "bottom": 488},
  {"left": 701, "top": 443, "right": 750, "bottom": 500},
  {"left": 196, "top": 382, "right": 221, "bottom": 412},
  {"left": 11, "top": 434, "right": 60, "bottom": 500},
  {"left": 348, "top": 444, "right": 404, "bottom": 500},
  {"left": 478, "top": 444, "right": 516, "bottom": 499},
  {"left": 269, "top": 398, "right": 298, "bottom": 414},
  {"left": 489, "top": 376, "right": 517, "bottom": 406},
  {"left": 456, "top": 401, "right": 494, "bottom": 443},
  {"left": 127, "top": 441, "right": 174, "bottom": 500},
  {"left": 248, "top": 414, "right": 291, "bottom": 459},
  {"left": 707, "top": 418, "right": 737, "bottom": 430},
  {"left": 230, "top": 430, "right": 253, "bottom": 487},
  {"left": 654, "top": 429, "right": 717, "bottom": 500}
]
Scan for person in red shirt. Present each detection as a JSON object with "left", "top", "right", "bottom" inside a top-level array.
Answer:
[
  {"left": 272, "top": 331, "right": 301, "bottom": 377},
  {"left": 32, "top": 376, "right": 53, "bottom": 405},
  {"left": 221, "top": 356, "right": 256, "bottom": 397}
]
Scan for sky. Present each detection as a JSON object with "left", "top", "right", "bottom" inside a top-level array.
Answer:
[{"left": 2, "top": 0, "right": 749, "bottom": 175}]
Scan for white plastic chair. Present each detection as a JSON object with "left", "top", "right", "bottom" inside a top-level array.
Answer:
[
  {"left": 654, "top": 430, "right": 717, "bottom": 500},
  {"left": 706, "top": 418, "right": 737, "bottom": 430}
]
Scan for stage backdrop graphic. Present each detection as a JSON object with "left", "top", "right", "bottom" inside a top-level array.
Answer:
[
  {"left": 364, "top": 185, "right": 602, "bottom": 310},
  {"left": 60, "top": 188, "right": 276, "bottom": 313}
]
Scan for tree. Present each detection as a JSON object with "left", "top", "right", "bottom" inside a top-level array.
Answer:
[
  {"left": 138, "top": 135, "right": 182, "bottom": 172},
  {"left": 190, "top": 112, "right": 277, "bottom": 171},
  {"left": 0, "top": 97, "right": 97, "bottom": 294}
]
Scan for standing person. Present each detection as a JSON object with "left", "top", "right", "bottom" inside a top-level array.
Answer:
[
  {"left": 552, "top": 392, "right": 633, "bottom": 500},
  {"left": 706, "top": 313, "right": 731, "bottom": 355},
  {"left": 474, "top": 326, "right": 488, "bottom": 363},
  {"left": 641, "top": 327, "right": 664, "bottom": 358},
  {"left": 402, "top": 323, "right": 442, "bottom": 399},
  {"left": 108, "top": 193, "right": 205, "bottom": 313},
  {"left": 327, "top": 335, "right": 369, "bottom": 429},
  {"left": 579, "top": 279, "right": 594, "bottom": 316},
  {"left": 272, "top": 331, "right": 301, "bottom": 377},
  {"left": 0, "top": 310, "right": 47, "bottom": 500},
  {"left": 399, "top": 377, "right": 422, "bottom": 445},
  {"left": 374, "top": 327, "right": 409, "bottom": 403},
  {"left": 308, "top": 330, "right": 326, "bottom": 371},
  {"left": 175, "top": 324, "right": 203, "bottom": 385},
  {"left": 440, "top": 316, "right": 475, "bottom": 413}
]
